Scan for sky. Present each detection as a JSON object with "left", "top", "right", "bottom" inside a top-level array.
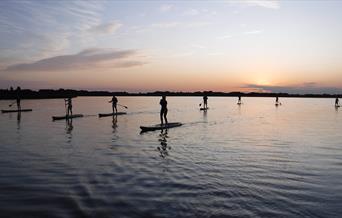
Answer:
[{"left": 0, "top": 0, "right": 342, "bottom": 94}]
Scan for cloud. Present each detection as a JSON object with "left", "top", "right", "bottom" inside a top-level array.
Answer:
[
  {"left": 159, "top": 4, "right": 173, "bottom": 12},
  {"left": 0, "top": 1, "right": 106, "bottom": 62},
  {"left": 150, "top": 21, "right": 210, "bottom": 29},
  {"left": 2, "top": 48, "right": 146, "bottom": 72},
  {"left": 244, "top": 30, "right": 263, "bottom": 35},
  {"left": 243, "top": 83, "right": 342, "bottom": 94},
  {"left": 89, "top": 21, "right": 122, "bottom": 34},
  {"left": 228, "top": 0, "right": 280, "bottom": 9},
  {"left": 183, "top": 9, "right": 200, "bottom": 16},
  {"left": 151, "top": 22, "right": 180, "bottom": 29},
  {"left": 217, "top": 35, "right": 233, "bottom": 40}
]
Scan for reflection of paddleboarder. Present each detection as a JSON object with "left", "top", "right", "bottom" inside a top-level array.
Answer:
[
  {"left": 335, "top": 97, "right": 339, "bottom": 107},
  {"left": 16, "top": 86, "right": 21, "bottom": 111},
  {"left": 157, "top": 129, "right": 170, "bottom": 158},
  {"left": 160, "top": 95, "right": 168, "bottom": 125}
]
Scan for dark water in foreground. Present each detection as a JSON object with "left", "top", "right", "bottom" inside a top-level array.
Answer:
[{"left": 0, "top": 97, "right": 341, "bottom": 218}]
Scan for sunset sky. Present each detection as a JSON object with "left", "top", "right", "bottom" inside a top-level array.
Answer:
[{"left": 0, "top": 0, "right": 341, "bottom": 93}]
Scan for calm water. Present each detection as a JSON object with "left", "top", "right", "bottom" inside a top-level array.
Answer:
[{"left": 0, "top": 97, "right": 341, "bottom": 218}]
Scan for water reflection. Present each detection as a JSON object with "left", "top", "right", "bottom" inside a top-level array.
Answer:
[
  {"left": 66, "top": 118, "right": 73, "bottom": 134},
  {"left": 17, "top": 112, "right": 21, "bottom": 130},
  {"left": 157, "top": 129, "right": 170, "bottom": 158},
  {"left": 112, "top": 115, "right": 118, "bottom": 132},
  {"left": 202, "top": 109, "right": 207, "bottom": 121}
]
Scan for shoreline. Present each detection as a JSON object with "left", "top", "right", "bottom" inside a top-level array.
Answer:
[{"left": 0, "top": 89, "right": 341, "bottom": 100}]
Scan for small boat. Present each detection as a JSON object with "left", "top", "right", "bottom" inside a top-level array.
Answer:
[
  {"left": 200, "top": 107, "right": 209, "bottom": 111},
  {"left": 1, "top": 109, "right": 33, "bottom": 113},
  {"left": 98, "top": 112, "right": 127, "bottom": 117},
  {"left": 140, "top": 122, "right": 182, "bottom": 132},
  {"left": 52, "top": 114, "right": 83, "bottom": 121}
]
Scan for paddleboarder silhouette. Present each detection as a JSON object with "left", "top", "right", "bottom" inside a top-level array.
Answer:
[
  {"left": 16, "top": 86, "right": 21, "bottom": 111},
  {"left": 335, "top": 97, "right": 339, "bottom": 107},
  {"left": 203, "top": 95, "right": 208, "bottom": 109},
  {"left": 160, "top": 95, "right": 168, "bottom": 125},
  {"left": 238, "top": 95, "right": 242, "bottom": 104},
  {"left": 65, "top": 97, "right": 73, "bottom": 116},
  {"left": 109, "top": 95, "right": 118, "bottom": 114}
]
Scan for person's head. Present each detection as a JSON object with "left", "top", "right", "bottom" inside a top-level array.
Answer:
[{"left": 162, "top": 95, "right": 166, "bottom": 100}]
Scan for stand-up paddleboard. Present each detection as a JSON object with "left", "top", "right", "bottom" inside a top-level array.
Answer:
[
  {"left": 1, "top": 109, "right": 32, "bottom": 113},
  {"left": 237, "top": 102, "right": 242, "bottom": 105},
  {"left": 140, "top": 122, "right": 182, "bottom": 132},
  {"left": 98, "top": 112, "right": 127, "bottom": 117},
  {"left": 200, "top": 107, "right": 209, "bottom": 111},
  {"left": 52, "top": 114, "right": 83, "bottom": 121},
  {"left": 336, "top": 105, "right": 341, "bottom": 108}
]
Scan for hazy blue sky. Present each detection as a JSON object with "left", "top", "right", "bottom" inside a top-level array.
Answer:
[{"left": 0, "top": 0, "right": 341, "bottom": 93}]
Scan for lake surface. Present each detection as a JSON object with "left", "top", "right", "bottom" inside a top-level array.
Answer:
[{"left": 0, "top": 97, "right": 341, "bottom": 218}]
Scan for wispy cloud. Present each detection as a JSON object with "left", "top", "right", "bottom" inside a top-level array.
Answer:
[
  {"left": 89, "top": 21, "right": 122, "bottom": 34},
  {"left": 159, "top": 4, "right": 173, "bottom": 12},
  {"left": 217, "top": 35, "right": 233, "bottom": 40},
  {"left": 244, "top": 30, "right": 263, "bottom": 35},
  {"left": 245, "top": 0, "right": 280, "bottom": 9},
  {"left": 243, "top": 83, "right": 342, "bottom": 94},
  {"left": 183, "top": 9, "right": 200, "bottom": 16},
  {"left": 150, "top": 21, "right": 210, "bottom": 29},
  {"left": 0, "top": 1, "right": 106, "bottom": 62},
  {"left": 2, "top": 48, "right": 146, "bottom": 72},
  {"left": 228, "top": 0, "right": 280, "bottom": 9}
]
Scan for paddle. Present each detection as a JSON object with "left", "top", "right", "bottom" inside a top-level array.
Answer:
[
  {"left": 118, "top": 104, "right": 128, "bottom": 109},
  {"left": 199, "top": 103, "right": 202, "bottom": 107},
  {"left": 8, "top": 101, "right": 16, "bottom": 107}
]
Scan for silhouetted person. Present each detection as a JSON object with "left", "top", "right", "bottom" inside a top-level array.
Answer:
[
  {"left": 237, "top": 95, "right": 242, "bottom": 104},
  {"left": 16, "top": 86, "right": 21, "bottom": 111},
  {"left": 203, "top": 95, "right": 208, "bottom": 109},
  {"left": 276, "top": 96, "right": 279, "bottom": 104},
  {"left": 65, "top": 97, "right": 72, "bottom": 116},
  {"left": 109, "top": 95, "right": 118, "bottom": 113},
  {"left": 160, "top": 95, "right": 168, "bottom": 125},
  {"left": 336, "top": 98, "right": 340, "bottom": 107}
]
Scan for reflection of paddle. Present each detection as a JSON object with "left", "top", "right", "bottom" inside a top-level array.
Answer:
[
  {"left": 8, "top": 101, "right": 16, "bottom": 107},
  {"left": 118, "top": 104, "right": 128, "bottom": 109}
]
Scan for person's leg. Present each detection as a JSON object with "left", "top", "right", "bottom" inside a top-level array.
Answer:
[
  {"left": 160, "top": 110, "right": 164, "bottom": 125},
  {"left": 164, "top": 109, "right": 168, "bottom": 124},
  {"left": 114, "top": 104, "right": 117, "bottom": 113}
]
